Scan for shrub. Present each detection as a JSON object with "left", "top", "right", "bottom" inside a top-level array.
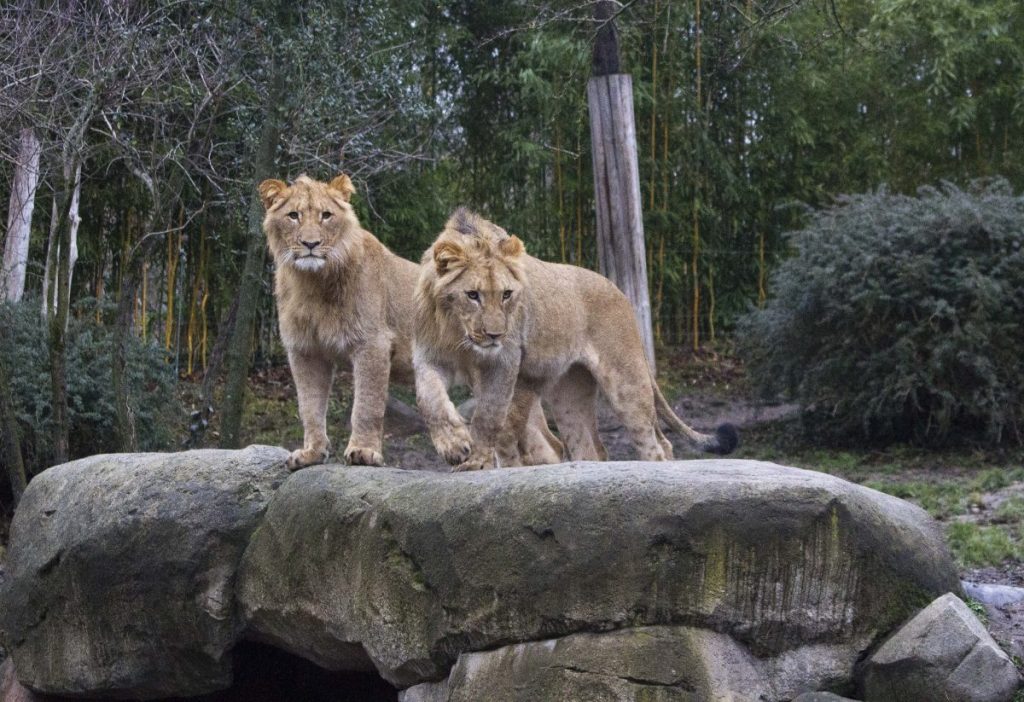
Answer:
[
  {"left": 739, "top": 180, "right": 1024, "bottom": 446},
  {"left": 0, "top": 298, "right": 182, "bottom": 476}
]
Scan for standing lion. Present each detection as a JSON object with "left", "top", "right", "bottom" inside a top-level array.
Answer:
[
  {"left": 259, "top": 176, "right": 561, "bottom": 470},
  {"left": 413, "top": 208, "right": 738, "bottom": 471}
]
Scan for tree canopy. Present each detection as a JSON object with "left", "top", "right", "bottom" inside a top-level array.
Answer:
[{"left": 0, "top": 0, "right": 1021, "bottom": 475}]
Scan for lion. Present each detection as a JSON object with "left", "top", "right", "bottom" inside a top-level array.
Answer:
[
  {"left": 259, "top": 176, "right": 561, "bottom": 470},
  {"left": 413, "top": 208, "right": 738, "bottom": 471}
]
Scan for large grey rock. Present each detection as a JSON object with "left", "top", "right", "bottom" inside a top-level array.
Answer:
[
  {"left": 791, "top": 693, "right": 858, "bottom": 702},
  {"left": 398, "top": 626, "right": 868, "bottom": 702},
  {"left": 0, "top": 446, "right": 290, "bottom": 699},
  {"left": 861, "top": 592, "right": 1021, "bottom": 702},
  {"left": 238, "top": 459, "right": 959, "bottom": 688},
  {"left": 963, "top": 580, "right": 1024, "bottom": 608}
]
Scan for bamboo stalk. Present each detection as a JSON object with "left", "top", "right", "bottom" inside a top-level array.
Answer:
[
  {"left": 141, "top": 260, "right": 148, "bottom": 341},
  {"left": 576, "top": 131, "right": 584, "bottom": 266},
  {"left": 555, "top": 127, "right": 566, "bottom": 263},
  {"left": 707, "top": 263, "right": 715, "bottom": 343},
  {"left": 758, "top": 230, "right": 767, "bottom": 307}
]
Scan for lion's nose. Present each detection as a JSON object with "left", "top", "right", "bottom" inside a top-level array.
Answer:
[
  {"left": 485, "top": 331, "right": 504, "bottom": 341},
  {"left": 301, "top": 239, "right": 321, "bottom": 251}
]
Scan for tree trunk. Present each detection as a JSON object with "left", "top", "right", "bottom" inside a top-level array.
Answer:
[
  {"left": 587, "top": 1, "right": 656, "bottom": 369},
  {"left": 219, "top": 71, "right": 284, "bottom": 448},
  {"left": 48, "top": 176, "right": 78, "bottom": 466},
  {"left": 42, "top": 162, "right": 82, "bottom": 319},
  {"left": 41, "top": 195, "right": 60, "bottom": 318},
  {"left": 0, "top": 348, "right": 27, "bottom": 506},
  {"left": 2, "top": 128, "right": 41, "bottom": 303},
  {"left": 112, "top": 214, "right": 161, "bottom": 452}
]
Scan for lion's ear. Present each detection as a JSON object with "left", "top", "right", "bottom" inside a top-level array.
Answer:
[
  {"left": 258, "top": 179, "right": 288, "bottom": 210},
  {"left": 329, "top": 174, "right": 356, "bottom": 202},
  {"left": 499, "top": 235, "right": 525, "bottom": 259},
  {"left": 434, "top": 241, "right": 467, "bottom": 275}
]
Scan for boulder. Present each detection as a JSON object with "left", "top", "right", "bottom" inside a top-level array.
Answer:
[
  {"left": 398, "top": 626, "right": 867, "bottom": 702},
  {"left": 791, "top": 693, "right": 858, "bottom": 702},
  {"left": 0, "top": 446, "right": 290, "bottom": 699},
  {"left": 963, "top": 580, "right": 1024, "bottom": 608},
  {"left": 237, "top": 459, "right": 960, "bottom": 688},
  {"left": 860, "top": 592, "right": 1021, "bottom": 702}
]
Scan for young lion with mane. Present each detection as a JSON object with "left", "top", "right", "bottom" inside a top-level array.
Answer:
[
  {"left": 414, "top": 208, "right": 738, "bottom": 471},
  {"left": 259, "top": 175, "right": 561, "bottom": 470}
]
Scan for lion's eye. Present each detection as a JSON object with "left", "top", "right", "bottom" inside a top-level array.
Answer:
[
  {"left": 502, "top": 290, "right": 512, "bottom": 300},
  {"left": 466, "top": 291, "right": 480, "bottom": 301},
  {"left": 321, "top": 211, "right": 332, "bottom": 221},
  {"left": 287, "top": 211, "right": 299, "bottom": 221}
]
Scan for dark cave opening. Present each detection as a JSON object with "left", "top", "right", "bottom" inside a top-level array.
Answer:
[{"left": 181, "top": 642, "right": 399, "bottom": 702}]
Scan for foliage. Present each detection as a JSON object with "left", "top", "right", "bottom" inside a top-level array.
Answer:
[
  {"left": 739, "top": 180, "right": 1024, "bottom": 447},
  {"left": 946, "top": 522, "right": 1022, "bottom": 568},
  {"left": 0, "top": 300, "right": 181, "bottom": 476},
  {"left": 1, "top": 0, "right": 1023, "bottom": 450}
]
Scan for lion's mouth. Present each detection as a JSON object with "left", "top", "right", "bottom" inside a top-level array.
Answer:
[
  {"left": 292, "top": 255, "right": 326, "bottom": 272},
  {"left": 467, "top": 335, "right": 502, "bottom": 351}
]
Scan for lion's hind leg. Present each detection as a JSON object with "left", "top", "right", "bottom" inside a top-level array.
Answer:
[
  {"left": 505, "top": 389, "right": 563, "bottom": 466},
  {"left": 588, "top": 358, "right": 667, "bottom": 461},
  {"left": 548, "top": 365, "right": 607, "bottom": 461}
]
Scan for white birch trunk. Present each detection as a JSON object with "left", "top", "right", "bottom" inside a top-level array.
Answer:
[
  {"left": 1, "top": 128, "right": 41, "bottom": 303},
  {"left": 63, "top": 163, "right": 82, "bottom": 321},
  {"left": 587, "top": 74, "right": 656, "bottom": 370},
  {"left": 41, "top": 162, "right": 81, "bottom": 319},
  {"left": 41, "top": 196, "right": 59, "bottom": 317}
]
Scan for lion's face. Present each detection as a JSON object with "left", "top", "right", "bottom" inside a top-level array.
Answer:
[
  {"left": 258, "top": 175, "right": 359, "bottom": 273},
  {"left": 427, "top": 210, "right": 527, "bottom": 354}
]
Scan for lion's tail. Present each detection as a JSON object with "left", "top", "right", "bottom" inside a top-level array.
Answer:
[{"left": 652, "top": 381, "right": 739, "bottom": 456}]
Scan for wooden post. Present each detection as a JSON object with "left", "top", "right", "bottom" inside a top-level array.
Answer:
[{"left": 588, "top": 1, "right": 656, "bottom": 369}]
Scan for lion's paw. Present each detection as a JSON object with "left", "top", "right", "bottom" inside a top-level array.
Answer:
[
  {"left": 344, "top": 445, "right": 385, "bottom": 466},
  {"left": 453, "top": 449, "right": 496, "bottom": 472},
  {"left": 433, "top": 425, "right": 473, "bottom": 466},
  {"left": 287, "top": 447, "right": 330, "bottom": 471}
]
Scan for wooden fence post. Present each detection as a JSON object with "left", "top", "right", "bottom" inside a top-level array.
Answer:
[{"left": 587, "top": 1, "right": 656, "bottom": 370}]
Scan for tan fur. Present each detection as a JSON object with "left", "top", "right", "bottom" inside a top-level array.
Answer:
[
  {"left": 413, "top": 209, "right": 734, "bottom": 470},
  {"left": 260, "top": 178, "right": 560, "bottom": 470},
  {"left": 259, "top": 174, "right": 420, "bottom": 469}
]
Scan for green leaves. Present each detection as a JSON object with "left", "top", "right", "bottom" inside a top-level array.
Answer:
[{"left": 740, "top": 180, "right": 1024, "bottom": 447}]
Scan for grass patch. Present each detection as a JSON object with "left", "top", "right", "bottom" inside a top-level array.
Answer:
[
  {"left": 862, "top": 480, "right": 968, "bottom": 520},
  {"left": 947, "top": 522, "right": 1023, "bottom": 568},
  {"left": 965, "top": 596, "right": 989, "bottom": 625},
  {"left": 995, "top": 497, "right": 1024, "bottom": 523}
]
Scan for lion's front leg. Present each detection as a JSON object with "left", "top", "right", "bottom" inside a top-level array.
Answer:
[
  {"left": 287, "top": 348, "right": 335, "bottom": 471},
  {"left": 346, "top": 341, "right": 391, "bottom": 467},
  {"left": 414, "top": 352, "right": 472, "bottom": 465},
  {"left": 457, "top": 360, "right": 519, "bottom": 472}
]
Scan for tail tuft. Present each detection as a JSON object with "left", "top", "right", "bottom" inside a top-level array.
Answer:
[{"left": 705, "top": 423, "right": 739, "bottom": 455}]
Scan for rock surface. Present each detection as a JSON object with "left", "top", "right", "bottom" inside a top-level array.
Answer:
[
  {"left": 860, "top": 592, "right": 1020, "bottom": 702},
  {"left": 399, "top": 626, "right": 869, "bottom": 702},
  {"left": 791, "top": 693, "right": 858, "bottom": 702},
  {"left": 0, "top": 446, "right": 290, "bottom": 699},
  {"left": 0, "top": 453, "right": 967, "bottom": 701},
  {"left": 238, "top": 460, "right": 960, "bottom": 688}
]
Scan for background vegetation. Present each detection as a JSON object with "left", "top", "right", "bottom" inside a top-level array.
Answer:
[
  {"left": 740, "top": 181, "right": 1024, "bottom": 447},
  {"left": 0, "top": 0, "right": 1022, "bottom": 498}
]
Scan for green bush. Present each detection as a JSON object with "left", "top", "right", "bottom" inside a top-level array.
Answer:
[
  {"left": 0, "top": 299, "right": 182, "bottom": 476},
  {"left": 739, "top": 180, "right": 1024, "bottom": 446}
]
